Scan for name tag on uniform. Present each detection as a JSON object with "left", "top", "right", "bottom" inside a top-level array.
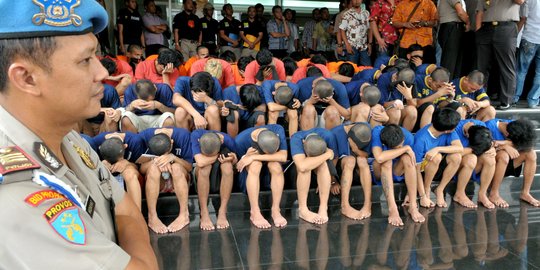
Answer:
[
  {"left": 202, "top": 22, "right": 207, "bottom": 28},
  {"left": 225, "top": 22, "right": 229, "bottom": 27},
  {"left": 244, "top": 22, "right": 249, "bottom": 28},
  {"left": 85, "top": 194, "right": 95, "bottom": 218}
]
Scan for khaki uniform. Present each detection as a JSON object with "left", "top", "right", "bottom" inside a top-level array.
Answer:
[{"left": 0, "top": 106, "right": 130, "bottom": 269}]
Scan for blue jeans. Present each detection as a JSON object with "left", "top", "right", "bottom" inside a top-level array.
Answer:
[
  {"left": 514, "top": 39, "right": 540, "bottom": 106},
  {"left": 346, "top": 47, "right": 371, "bottom": 66}
]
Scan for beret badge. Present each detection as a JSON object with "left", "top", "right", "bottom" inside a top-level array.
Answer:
[{"left": 32, "top": 0, "right": 83, "bottom": 27}]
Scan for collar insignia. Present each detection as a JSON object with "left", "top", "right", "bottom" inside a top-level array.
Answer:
[{"left": 73, "top": 145, "right": 96, "bottom": 170}]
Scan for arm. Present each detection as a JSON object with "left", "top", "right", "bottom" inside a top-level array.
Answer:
[
  {"left": 267, "top": 102, "right": 288, "bottom": 112},
  {"left": 518, "top": 16, "right": 527, "bottom": 32},
  {"left": 454, "top": 3, "right": 470, "bottom": 26},
  {"left": 173, "top": 93, "right": 204, "bottom": 118},
  {"left": 434, "top": 140, "right": 464, "bottom": 154},
  {"left": 154, "top": 100, "right": 175, "bottom": 114},
  {"left": 475, "top": 10, "right": 484, "bottom": 31},
  {"left": 194, "top": 153, "right": 219, "bottom": 168},
  {"left": 328, "top": 98, "right": 351, "bottom": 118},
  {"left": 251, "top": 149, "right": 288, "bottom": 163},
  {"left": 118, "top": 24, "right": 125, "bottom": 53},
  {"left": 417, "top": 91, "right": 446, "bottom": 106},
  {"left": 372, "top": 145, "right": 412, "bottom": 164},
  {"left": 293, "top": 150, "right": 334, "bottom": 173},
  {"left": 172, "top": 155, "right": 193, "bottom": 172}
]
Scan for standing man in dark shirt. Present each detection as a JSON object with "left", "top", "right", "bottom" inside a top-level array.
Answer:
[
  {"left": 241, "top": 6, "right": 265, "bottom": 58},
  {"left": 256, "top": 3, "right": 270, "bottom": 49},
  {"left": 219, "top": 4, "right": 242, "bottom": 60},
  {"left": 173, "top": 0, "right": 202, "bottom": 63},
  {"left": 117, "top": 0, "right": 144, "bottom": 55},
  {"left": 200, "top": 3, "right": 219, "bottom": 56}
]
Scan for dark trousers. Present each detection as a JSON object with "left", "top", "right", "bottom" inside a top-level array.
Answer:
[
  {"left": 145, "top": 44, "right": 166, "bottom": 56},
  {"left": 398, "top": 45, "right": 436, "bottom": 65},
  {"left": 438, "top": 22, "right": 465, "bottom": 79},
  {"left": 270, "top": 49, "right": 288, "bottom": 59},
  {"left": 475, "top": 23, "right": 518, "bottom": 105}
]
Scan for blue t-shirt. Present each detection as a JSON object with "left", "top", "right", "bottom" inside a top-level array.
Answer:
[
  {"left": 415, "top": 74, "right": 446, "bottom": 105},
  {"left": 452, "top": 77, "right": 489, "bottom": 102},
  {"left": 377, "top": 71, "right": 418, "bottom": 104},
  {"left": 295, "top": 77, "right": 351, "bottom": 109},
  {"left": 485, "top": 119, "right": 513, "bottom": 141},
  {"left": 123, "top": 83, "right": 175, "bottom": 116},
  {"left": 93, "top": 132, "right": 146, "bottom": 163},
  {"left": 222, "top": 85, "right": 265, "bottom": 120},
  {"left": 173, "top": 76, "right": 223, "bottom": 115},
  {"left": 290, "top": 128, "right": 338, "bottom": 158},
  {"left": 234, "top": 124, "right": 288, "bottom": 157},
  {"left": 345, "top": 79, "right": 368, "bottom": 106},
  {"left": 138, "top": 127, "right": 193, "bottom": 163},
  {"left": 330, "top": 124, "right": 372, "bottom": 157},
  {"left": 415, "top": 63, "right": 436, "bottom": 76},
  {"left": 190, "top": 129, "right": 237, "bottom": 156},
  {"left": 80, "top": 133, "right": 98, "bottom": 153},
  {"left": 455, "top": 119, "right": 486, "bottom": 148},
  {"left": 351, "top": 68, "right": 380, "bottom": 84},
  {"left": 261, "top": 80, "right": 299, "bottom": 104},
  {"left": 371, "top": 125, "right": 414, "bottom": 151},
  {"left": 88, "top": 84, "right": 121, "bottom": 124},
  {"left": 413, "top": 124, "right": 460, "bottom": 162}
]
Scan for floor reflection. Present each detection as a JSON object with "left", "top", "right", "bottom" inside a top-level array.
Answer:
[{"left": 150, "top": 202, "right": 540, "bottom": 269}]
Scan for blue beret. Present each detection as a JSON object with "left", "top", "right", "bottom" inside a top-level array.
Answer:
[{"left": 0, "top": 0, "right": 108, "bottom": 39}]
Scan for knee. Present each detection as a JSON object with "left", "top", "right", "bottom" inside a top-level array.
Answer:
[
  {"left": 220, "top": 162, "right": 234, "bottom": 177},
  {"left": 431, "top": 153, "right": 443, "bottom": 165},
  {"left": 342, "top": 157, "right": 356, "bottom": 171},
  {"left": 197, "top": 164, "right": 212, "bottom": 177},
  {"left": 496, "top": 151, "right": 511, "bottom": 164},
  {"left": 302, "top": 103, "right": 316, "bottom": 118},
  {"left": 287, "top": 109, "right": 298, "bottom": 120},
  {"left": 162, "top": 117, "right": 175, "bottom": 127},
  {"left": 171, "top": 163, "right": 188, "bottom": 179},
  {"left": 481, "top": 154, "right": 496, "bottom": 167},
  {"left": 447, "top": 153, "right": 462, "bottom": 165},
  {"left": 247, "top": 161, "right": 263, "bottom": 175},
  {"left": 404, "top": 106, "right": 418, "bottom": 119},
  {"left": 422, "top": 105, "right": 434, "bottom": 119},
  {"left": 324, "top": 106, "right": 340, "bottom": 121},
  {"left": 146, "top": 165, "right": 161, "bottom": 180},
  {"left": 267, "top": 162, "right": 283, "bottom": 175},
  {"left": 123, "top": 167, "right": 140, "bottom": 181},
  {"left": 526, "top": 150, "right": 537, "bottom": 162},
  {"left": 120, "top": 116, "right": 133, "bottom": 128},
  {"left": 381, "top": 160, "right": 392, "bottom": 170},
  {"left": 174, "top": 107, "right": 188, "bottom": 118},
  {"left": 255, "top": 113, "right": 266, "bottom": 126},
  {"left": 205, "top": 105, "right": 220, "bottom": 119},
  {"left": 356, "top": 156, "right": 368, "bottom": 166},
  {"left": 462, "top": 154, "right": 478, "bottom": 168}
]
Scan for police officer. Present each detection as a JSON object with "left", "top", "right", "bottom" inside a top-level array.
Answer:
[{"left": 0, "top": 1, "right": 158, "bottom": 269}]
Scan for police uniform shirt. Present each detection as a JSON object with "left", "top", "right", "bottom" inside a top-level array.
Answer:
[
  {"left": 219, "top": 17, "right": 242, "bottom": 47},
  {"left": 123, "top": 83, "right": 175, "bottom": 116},
  {"left": 93, "top": 131, "right": 146, "bottom": 163},
  {"left": 116, "top": 7, "right": 143, "bottom": 45},
  {"left": 439, "top": 0, "right": 463, "bottom": 24},
  {"left": 0, "top": 106, "right": 130, "bottom": 269},
  {"left": 290, "top": 128, "right": 339, "bottom": 158},
  {"left": 173, "top": 76, "right": 223, "bottom": 115},
  {"left": 261, "top": 80, "right": 299, "bottom": 105},
  {"left": 296, "top": 77, "right": 351, "bottom": 109},
  {"left": 172, "top": 11, "right": 201, "bottom": 41},
  {"left": 413, "top": 124, "right": 460, "bottom": 162},
  {"left": 234, "top": 124, "right": 288, "bottom": 157},
  {"left": 191, "top": 129, "right": 237, "bottom": 156},
  {"left": 330, "top": 124, "right": 372, "bottom": 157},
  {"left": 200, "top": 17, "right": 219, "bottom": 44},
  {"left": 371, "top": 125, "right": 414, "bottom": 151},
  {"left": 241, "top": 19, "right": 264, "bottom": 39},
  {"left": 485, "top": 118, "right": 513, "bottom": 141},
  {"left": 452, "top": 77, "right": 489, "bottom": 102},
  {"left": 87, "top": 84, "right": 121, "bottom": 124},
  {"left": 345, "top": 79, "right": 369, "bottom": 106},
  {"left": 139, "top": 127, "right": 194, "bottom": 163},
  {"left": 351, "top": 68, "right": 380, "bottom": 84},
  {"left": 476, "top": 0, "right": 520, "bottom": 22},
  {"left": 223, "top": 85, "right": 265, "bottom": 120},
  {"left": 455, "top": 119, "right": 486, "bottom": 148}
]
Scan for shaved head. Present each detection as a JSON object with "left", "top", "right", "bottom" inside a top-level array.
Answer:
[
  {"left": 148, "top": 133, "right": 172, "bottom": 155},
  {"left": 396, "top": 68, "right": 415, "bottom": 84},
  {"left": 363, "top": 85, "right": 381, "bottom": 106},
  {"left": 99, "top": 137, "right": 124, "bottom": 164},
  {"left": 314, "top": 80, "right": 334, "bottom": 99},
  {"left": 274, "top": 85, "right": 294, "bottom": 105},
  {"left": 303, "top": 134, "right": 327, "bottom": 157},
  {"left": 348, "top": 123, "right": 371, "bottom": 149},
  {"left": 257, "top": 130, "right": 280, "bottom": 154},
  {"left": 200, "top": 132, "right": 221, "bottom": 155}
]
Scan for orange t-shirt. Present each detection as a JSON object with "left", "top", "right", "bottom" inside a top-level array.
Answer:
[
  {"left": 243, "top": 58, "right": 286, "bottom": 84},
  {"left": 189, "top": 58, "right": 235, "bottom": 89},
  {"left": 102, "top": 57, "right": 135, "bottom": 87},
  {"left": 116, "top": 55, "right": 128, "bottom": 62},
  {"left": 291, "top": 64, "right": 331, "bottom": 83},
  {"left": 231, "top": 64, "right": 245, "bottom": 86},
  {"left": 183, "top": 56, "right": 198, "bottom": 74},
  {"left": 327, "top": 61, "right": 364, "bottom": 74},
  {"left": 392, "top": 0, "right": 437, "bottom": 48},
  {"left": 296, "top": 58, "right": 311, "bottom": 68},
  {"left": 134, "top": 58, "right": 180, "bottom": 88}
]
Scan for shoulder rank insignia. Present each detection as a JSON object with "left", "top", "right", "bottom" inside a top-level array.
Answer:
[
  {"left": 34, "top": 142, "right": 62, "bottom": 172},
  {"left": 32, "top": 0, "right": 83, "bottom": 28},
  {"left": 44, "top": 199, "right": 86, "bottom": 245},
  {"left": 73, "top": 145, "right": 96, "bottom": 170},
  {"left": 0, "top": 146, "right": 41, "bottom": 181}
]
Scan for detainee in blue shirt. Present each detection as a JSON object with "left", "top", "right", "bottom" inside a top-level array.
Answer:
[
  {"left": 222, "top": 83, "right": 266, "bottom": 137},
  {"left": 371, "top": 124, "right": 425, "bottom": 226},
  {"left": 235, "top": 124, "right": 288, "bottom": 229},
  {"left": 485, "top": 118, "right": 539, "bottom": 208},
  {"left": 139, "top": 128, "right": 193, "bottom": 234},
  {"left": 414, "top": 68, "right": 455, "bottom": 132},
  {"left": 453, "top": 120, "right": 496, "bottom": 209},
  {"left": 262, "top": 80, "right": 301, "bottom": 136},
  {"left": 377, "top": 68, "right": 418, "bottom": 131},
  {"left": 191, "top": 129, "right": 237, "bottom": 231},
  {"left": 122, "top": 80, "right": 176, "bottom": 132},
  {"left": 450, "top": 70, "right": 496, "bottom": 122},
  {"left": 413, "top": 108, "right": 463, "bottom": 208},
  {"left": 291, "top": 128, "right": 338, "bottom": 225},
  {"left": 83, "top": 83, "right": 122, "bottom": 136},
  {"left": 347, "top": 83, "right": 389, "bottom": 126},
  {"left": 330, "top": 123, "right": 373, "bottom": 221},
  {"left": 173, "top": 71, "right": 223, "bottom": 131}
]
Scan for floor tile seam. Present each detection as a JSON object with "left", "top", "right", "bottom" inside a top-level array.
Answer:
[{"left": 227, "top": 224, "right": 246, "bottom": 270}]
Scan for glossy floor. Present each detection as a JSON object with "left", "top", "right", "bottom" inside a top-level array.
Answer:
[{"left": 149, "top": 191, "right": 540, "bottom": 270}]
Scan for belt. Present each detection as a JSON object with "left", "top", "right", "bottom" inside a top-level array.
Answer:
[
  {"left": 180, "top": 38, "right": 198, "bottom": 43},
  {"left": 482, "top": 21, "right": 516, "bottom": 27}
]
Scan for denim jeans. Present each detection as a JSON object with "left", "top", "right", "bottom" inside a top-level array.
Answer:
[
  {"left": 346, "top": 47, "right": 372, "bottom": 66},
  {"left": 514, "top": 38, "right": 540, "bottom": 106}
]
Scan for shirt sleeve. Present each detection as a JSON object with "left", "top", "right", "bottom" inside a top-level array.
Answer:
[
  {"left": 125, "top": 132, "right": 146, "bottom": 162},
  {"left": 122, "top": 84, "right": 136, "bottom": 107},
  {"left": 180, "top": 130, "right": 193, "bottom": 164},
  {"left": 371, "top": 126, "right": 384, "bottom": 149},
  {"left": 223, "top": 63, "right": 235, "bottom": 88},
  {"left": 290, "top": 132, "right": 305, "bottom": 157},
  {"left": 413, "top": 134, "right": 427, "bottom": 162},
  {"left": 223, "top": 86, "right": 241, "bottom": 104},
  {"left": 261, "top": 81, "right": 276, "bottom": 104},
  {"left": 212, "top": 78, "right": 223, "bottom": 101},
  {"left": 157, "top": 84, "right": 175, "bottom": 109},
  {"left": 190, "top": 129, "right": 203, "bottom": 156},
  {"left": 332, "top": 80, "right": 351, "bottom": 109},
  {"left": 267, "top": 21, "right": 278, "bottom": 34},
  {"left": 243, "top": 62, "right": 257, "bottom": 84}
]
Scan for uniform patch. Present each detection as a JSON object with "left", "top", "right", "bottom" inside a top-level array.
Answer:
[
  {"left": 44, "top": 200, "right": 86, "bottom": 245},
  {"left": 73, "top": 144, "right": 96, "bottom": 170},
  {"left": 0, "top": 146, "right": 41, "bottom": 175},
  {"left": 32, "top": 0, "right": 83, "bottom": 27},
  {"left": 34, "top": 142, "right": 62, "bottom": 172},
  {"left": 25, "top": 189, "right": 65, "bottom": 207}
]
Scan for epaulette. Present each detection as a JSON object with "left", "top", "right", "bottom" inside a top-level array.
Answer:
[{"left": 0, "top": 146, "right": 41, "bottom": 184}]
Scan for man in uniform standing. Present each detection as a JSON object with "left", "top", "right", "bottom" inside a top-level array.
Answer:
[
  {"left": 173, "top": 0, "right": 202, "bottom": 62},
  {"left": 0, "top": 1, "right": 157, "bottom": 269}
]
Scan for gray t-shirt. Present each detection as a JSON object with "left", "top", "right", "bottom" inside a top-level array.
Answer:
[
  {"left": 439, "top": 0, "right": 463, "bottom": 23},
  {"left": 477, "top": 0, "right": 521, "bottom": 22}
]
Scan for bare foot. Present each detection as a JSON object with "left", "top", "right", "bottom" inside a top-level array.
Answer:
[
  {"left": 250, "top": 211, "right": 271, "bottom": 229},
  {"left": 453, "top": 194, "right": 477, "bottom": 208},
  {"left": 271, "top": 210, "right": 288, "bottom": 228},
  {"left": 341, "top": 205, "right": 365, "bottom": 220},
  {"left": 402, "top": 195, "right": 410, "bottom": 207},
  {"left": 388, "top": 208, "right": 404, "bottom": 226},
  {"left": 358, "top": 205, "right": 372, "bottom": 220},
  {"left": 216, "top": 213, "right": 230, "bottom": 230},
  {"left": 435, "top": 188, "right": 447, "bottom": 208},
  {"left": 168, "top": 214, "right": 190, "bottom": 232},
  {"left": 478, "top": 194, "right": 495, "bottom": 209},
  {"left": 489, "top": 194, "right": 509, "bottom": 208},
  {"left": 148, "top": 216, "right": 169, "bottom": 234},
  {"left": 408, "top": 207, "right": 426, "bottom": 223},
  {"left": 420, "top": 196, "right": 435, "bottom": 208},
  {"left": 520, "top": 193, "right": 540, "bottom": 207},
  {"left": 299, "top": 208, "right": 323, "bottom": 224},
  {"left": 200, "top": 214, "right": 215, "bottom": 231},
  {"left": 318, "top": 208, "right": 329, "bottom": 224}
]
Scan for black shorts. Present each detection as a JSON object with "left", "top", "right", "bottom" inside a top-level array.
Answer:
[
  {"left": 415, "top": 102, "right": 434, "bottom": 132},
  {"left": 421, "top": 154, "right": 448, "bottom": 182},
  {"left": 504, "top": 159, "right": 523, "bottom": 177}
]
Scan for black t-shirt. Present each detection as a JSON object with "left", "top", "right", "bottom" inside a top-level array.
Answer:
[
  {"left": 116, "top": 8, "right": 143, "bottom": 45},
  {"left": 172, "top": 11, "right": 201, "bottom": 41},
  {"left": 200, "top": 17, "right": 219, "bottom": 44},
  {"left": 218, "top": 17, "right": 241, "bottom": 46},
  {"left": 240, "top": 19, "right": 264, "bottom": 38}
]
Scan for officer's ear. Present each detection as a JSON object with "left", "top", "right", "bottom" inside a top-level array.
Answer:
[
  {"left": 7, "top": 60, "right": 42, "bottom": 96},
  {"left": 123, "top": 144, "right": 128, "bottom": 149}
]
